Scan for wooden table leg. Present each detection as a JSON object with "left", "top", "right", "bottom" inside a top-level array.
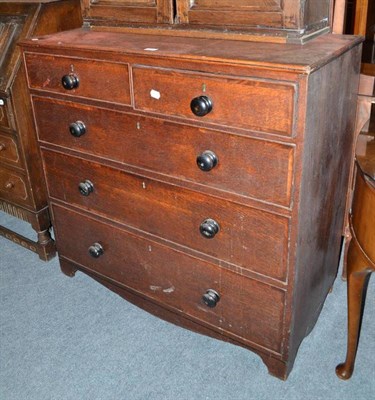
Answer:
[{"left": 336, "top": 238, "right": 373, "bottom": 380}]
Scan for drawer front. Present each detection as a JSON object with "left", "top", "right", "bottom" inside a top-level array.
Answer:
[
  {"left": 0, "top": 98, "right": 13, "bottom": 130},
  {"left": 33, "top": 97, "right": 294, "bottom": 207},
  {"left": 43, "top": 150, "right": 289, "bottom": 281},
  {"left": 24, "top": 53, "right": 131, "bottom": 105},
  {"left": 0, "top": 166, "right": 29, "bottom": 206},
  {"left": 0, "top": 133, "right": 21, "bottom": 167},
  {"left": 133, "top": 67, "right": 296, "bottom": 136},
  {"left": 52, "top": 203, "right": 285, "bottom": 353}
]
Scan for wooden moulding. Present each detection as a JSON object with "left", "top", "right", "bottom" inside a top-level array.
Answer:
[
  {"left": 86, "top": 23, "right": 287, "bottom": 43},
  {"left": 85, "top": 24, "right": 332, "bottom": 45}
]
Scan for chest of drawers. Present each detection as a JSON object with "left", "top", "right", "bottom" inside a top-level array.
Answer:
[
  {"left": 0, "top": 0, "right": 81, "bottom": 260},
  {"left": 20, "top": 29, "right": 362, "bottom": 379}
]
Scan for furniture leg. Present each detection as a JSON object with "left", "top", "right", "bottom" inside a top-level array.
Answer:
[
  {"left": 30, "top": 210, "right": 56, "bottom": 261},
  {"left": 60, "top": 258, "right": 78, "bottom": 277},
  {"left": 336, "top": 240, "right": 373, "bottom": 379}
]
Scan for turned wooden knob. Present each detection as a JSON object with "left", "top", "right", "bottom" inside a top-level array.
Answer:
[
  {"left": 199, "top": 218, "right": 220, "bottom": 239},
  {"left": 88, "top": 242, "right": 104, "bottom": 258},
  {"left": 190, "top": 96, "right": 213, "bottom": 117},
  {"left": 69, "top": 121, "right": 86, "bottom": 137},
  {"left": 196, "top": 150, "right": 218, "bottom": 171},
  {"left": 62, "top": 74, "right": 79, "bottom": 90},
  {"left": 78, "top": 180, "right": 94, "bottom": 196},
  {"left": 202, "top": 289, "right": 220, "bottom": 308}
]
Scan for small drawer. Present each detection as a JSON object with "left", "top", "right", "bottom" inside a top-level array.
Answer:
[
  {"left": 0, "top": 133, "right": 21, "bottom": 167},
  {"left": 43, "top": 150, "right": 289, "bottom": 281},
  {"left": 0, "top": 166, "right": 29, "bottom": 206},
  {"left": 0, "top": 98, "right": 13, "bottom": 130},
  {"left": 24, "top": 53, "right": 131, "bottom": 105},
  {"left": 133, "top": 67, "right": 296, "bottom": 136},
  {"left": 33, "top": 96, "right": 294, "bottom": 207},
  {"left": 52, "top": 203, "right": 285, "bottom": 353}
]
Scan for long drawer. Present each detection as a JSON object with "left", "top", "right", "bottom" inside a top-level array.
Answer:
[
  {"left": 132, "top": 66, "right": 297, "bottom": 136},
  {"left": 42, "top": 149, "right": 290, "bottom": 281},
  {"left": 33, "top": 96, "right": 294, "bottom": 207},
  {"left": 24, "top": 53, "right": 131, "bottom": 105},
  {"left": 52, "top": 203, "right": 286, "bottom": 353}
]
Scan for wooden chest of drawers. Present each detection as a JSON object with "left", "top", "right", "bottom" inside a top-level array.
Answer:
[
  {"left": 0, "top": 0, "right": 81, "bottom": 259},
  {"left": 20, "top": 29, "right": 362, "bottom": 379}
]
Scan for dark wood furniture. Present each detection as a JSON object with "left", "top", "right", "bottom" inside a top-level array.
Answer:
[
  {"left": 81, "top": 0, "right": 332, "bottom": 43},
  {"left": 0, "top": 0, "right": 82, "bottom": 260},
  {"left": 20, "top": 28, "right": 362, "bottom": 379},
  {"left": 336, "top": 130, "right": 375, "bottom": 380}
]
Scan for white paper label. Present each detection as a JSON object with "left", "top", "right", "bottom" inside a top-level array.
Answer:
[
  {"left": 150, "top": 89, "right": 161, "bottom": 100},
  {"left": 144, "top": 48, "right": 158, "bottom": 52}
]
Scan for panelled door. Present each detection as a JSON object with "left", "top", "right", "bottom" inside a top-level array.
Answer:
[
  {"left": 82, "top": 0, "right": 174, "bottom": 25},
  {"left": 175, "top": 0, "right": 284, "bottom": 29}
]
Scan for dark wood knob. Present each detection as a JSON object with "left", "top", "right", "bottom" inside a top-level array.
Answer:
[
  {"left": 62, "top": 74, "right": 79, "bottom": 90},
  {"left": 5, "top": 181, "right": 14, "bottom": 190},
  {"left": 190, "top": 96, "right": 213, "bottom": 117},
  {"left": 197, "top": 151, "right": 218, "bottom": 171},
  {"left": 199, "top": 218, "right": 220, "bottom": 239},
  {"left": 69, "top": 121, "right": 86, "bottom": 137},
  {"left": 202, "top": 289, "right": 220, "bottom": 308},
  {"left": 88, "top": 242, "right": 104, "bottom": 258},
  {"left": 0, "top": 143, "right": 6, "bottom": 151},
  {"left": 78, "top": 180, "right": 94, "bottom": 196}
]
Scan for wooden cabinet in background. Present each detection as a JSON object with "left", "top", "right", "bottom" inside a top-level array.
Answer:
[
  {"left": 0, "top": 0, "right": 82, "bottom": 260},
  {"left": 82, "top": 0, "right": 332, "bottom": 42},
  {"left": 176, "top": 0, "right": 331, "bottom": 37},
  {"left": 82, "top": 0, "right": 173, "bottom": 25}
]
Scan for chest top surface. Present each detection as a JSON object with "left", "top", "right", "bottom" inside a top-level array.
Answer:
[{"left": 22, "top": 28, "right": 361, "bottom": 74}]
